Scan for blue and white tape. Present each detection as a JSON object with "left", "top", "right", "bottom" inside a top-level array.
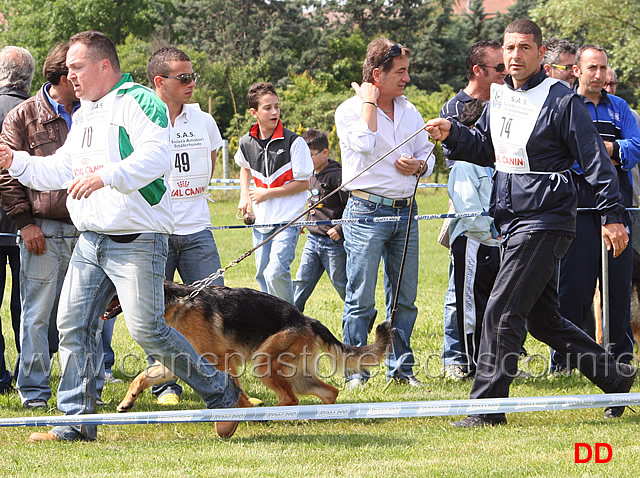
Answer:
[{"left": 1, "top": 393, "right": 638, "bottom": 428}]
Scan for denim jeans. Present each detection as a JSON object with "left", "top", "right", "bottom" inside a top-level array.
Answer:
[
  {"left": 253, "top": 226, "right": 300, "bottom": 304},
  {"left": 51, "top": 232, "right": 239, "bottom": 441},
  {"left": 16, "top": 218, "right": 78, "bottom": 404},
  {"left": 165, "top": 229, "right": 224, "bottom": 286},
  {"left": 442, "top": 260, "right": 465, "bottom": 368},
  {"left": 293, "top": 233, "right": 347, "bottom": 313},
  {"left": 152, "top": 228, "right": 224, "bottom": 398},
  {"left": 342, "top": 196, "right": 419, "bottom": 381}
]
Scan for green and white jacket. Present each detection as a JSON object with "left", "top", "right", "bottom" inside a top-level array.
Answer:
[{"left": 9, "top": 74, "right": 174, "bottom": 235}]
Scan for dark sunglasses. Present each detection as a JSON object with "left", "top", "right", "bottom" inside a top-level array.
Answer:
[
  {"left": 159, "top": 72, "right": 198, "bottom": 85},
  {"left": 480, "top": 63, "right": 506, "bottom": 73},
  {"left": 375, "top": 44, "right": 403, "bottom": 69}
]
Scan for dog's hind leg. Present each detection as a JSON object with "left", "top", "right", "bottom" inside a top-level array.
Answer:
[
  {"left": 293, "top": 376, "right": 339, "bottom": 404},
  {"left": 253, "top": 354, "right": 299, "bottom": 406},
  {"left": 117, "top": 361, "right": 176, "bottom": 412}
]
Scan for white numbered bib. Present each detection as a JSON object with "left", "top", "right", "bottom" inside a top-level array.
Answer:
[
  {"left": 168, "top": 121, "right": 212, "bottom": 201},
  {"left": 70, "top": 91, "right": 119, "bottom": 177},
  {"left": 490, "top": 78, "right": 558, "bottom": 173}
]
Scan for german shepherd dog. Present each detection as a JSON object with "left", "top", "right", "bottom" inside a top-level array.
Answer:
[
  {"left": 628, "top": 249, "right": 640, "bottom": 358},
  {"left": 115, "top": 281, "right": 391, "bottom": 412}
]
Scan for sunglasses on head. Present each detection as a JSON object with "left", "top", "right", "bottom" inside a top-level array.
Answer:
[
  {"left": 480, "top": 63, "right": 506, "bottom": 73},
  {"left": 159, "top": 72, "right": 198, "bottom": 85},
  {"left": 375, "top": 44, "right": 403, "bottom": 69}
]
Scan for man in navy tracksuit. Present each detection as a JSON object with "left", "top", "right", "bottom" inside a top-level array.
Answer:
[
  {"left": 426, "top": 19, "right": 637, "bottom": 427},
  {"left": 553, "top": 44, "right": 640, "bottom": 373}
]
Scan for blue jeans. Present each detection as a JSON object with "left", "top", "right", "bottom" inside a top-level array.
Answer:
[
  {"left": 17, "top": 218, "right": 77, "bottom": 404},
  {"left": 342, "top": 196, "right": 419, "bottom": 381},
  {"left": 293, "top": 233, "right": 347, "bottom": 313},
  {"left": 165, "top": 229, "right": 224, "bottom": 286},
  {"left": 51, "top": 232, "right": 239, "bottom": 441},
  {"left": 442, "top": 260, "right": 465, "bottom": 368},
  {"left": 253, "top": 226, "right": 300, "bottom": 304},
  {"left": 152, "top": 228, "right": 224, "bottom": 398}
]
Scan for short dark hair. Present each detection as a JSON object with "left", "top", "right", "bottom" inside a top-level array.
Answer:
[
  {"left": 302, "top": 129, "right": 329, "bottom": 152},
  {"left": 459, "top": 99, "right": 487, "bottom": 127},
  {"left": 147, "top": 47, "right": 191, "bottom": 87},
  {"left": 362, "top": 37, "right": 412, "bottom": 83},
  {"left": 69, "top": 31, "right": 120, "bottom": 73},
  {"left": 504, "top": 19, "right": 543, "bottom": 48},
  {"left": 43, "top": 43, "right": 70, "bottom": 85},
  {"left": 543, "top": 38, "right": 577, "bottom": 66},
  {"left": 247, "top": 82, "right": 278, "bottom": 110},
  {"left": 466, "top": 41, "right": 502, "bottom": 81},
  {"left": 575, "top": 44, "right": 607, "bottom": 68}
]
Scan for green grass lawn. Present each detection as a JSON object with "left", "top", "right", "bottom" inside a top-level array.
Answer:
[{"left": 0, "top": 187, "right": 638, "bottom": 477}]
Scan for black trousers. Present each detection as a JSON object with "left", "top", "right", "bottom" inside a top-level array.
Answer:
[{"left": 470, "top": 231, "right": 622, "bottom": 417}]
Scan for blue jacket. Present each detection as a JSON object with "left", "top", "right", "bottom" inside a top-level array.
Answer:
[
  {"left": 573, "top": 90, "right": 640, "bottom": 208},
  {"left": 443, "top": 68, "right": 625, "bottom": 238}
]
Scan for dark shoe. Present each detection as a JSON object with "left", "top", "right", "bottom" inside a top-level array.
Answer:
[
  {"left": 23, "top": 399, "right": 47, "bottom": 409},
  {"left": 604, "top": 363, "right": 638, "bottom": 419},
  {"left": 215, "top": 393, "right": 254, "bottom": 439},
  {"left": 451, "top": 415, "right": 507, "bottom": 428}
]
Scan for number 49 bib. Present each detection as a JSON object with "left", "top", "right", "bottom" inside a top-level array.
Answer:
[{"left": 490, "top": 78, "right": 558, "bottom": 174}]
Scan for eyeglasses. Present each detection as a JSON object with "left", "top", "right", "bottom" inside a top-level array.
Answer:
[
  {"left": 550, "top": 64, "right": 573, "bottom": 71},
  {"left": 375, "top": 44, "right": 403, "bottom": 69},
  {"left": 159, "top": 72, "right": 198, "bottom": 85},
  {"left": 480, "top": 63, "right": 506, "bottom": 73},
  {"left": 311, "top": 150, "right": 324, "bottom": 157},
  {"left": 604, "top": 81, "right": 618, "bottom": 88}
]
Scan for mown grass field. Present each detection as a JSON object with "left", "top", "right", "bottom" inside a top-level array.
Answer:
[{"left": 0, "top": 187, "right": 638, "bottom": 477}]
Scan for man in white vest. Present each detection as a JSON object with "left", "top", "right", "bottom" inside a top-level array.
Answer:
[
  {"left": 426, "top": 19, "right": 637, "bottom": 427},
  {"left": 0, "top": 31, "right": 244, "bottom": 442},
  {"left": 145, "top": 47, "right": 225, "bottom": 406}
]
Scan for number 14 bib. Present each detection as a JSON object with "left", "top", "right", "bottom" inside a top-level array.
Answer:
[{"left": 490, "top": 78, "right": 558, "bottom": 174}]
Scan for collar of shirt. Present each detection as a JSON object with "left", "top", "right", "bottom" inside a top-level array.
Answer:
[{"left": 43, "top": 82, "right": 79, "bottom": 130}]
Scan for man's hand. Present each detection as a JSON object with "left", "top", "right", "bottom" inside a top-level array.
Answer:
[
  {"left": 0, "top": 144, "right": 14, "bottom": 169},
  {"left": 602, "top": 223, "right": 628, "bottom": 258},
  {"left": 66, "top": 173, "right": 104, "bottom": 200},
  {"left": 394, "top": 154, "right": 422, "bottom": 176},
  {"left": 20, "top": 224, "right": 46, "bottom": 255},
  {"left": 424, "top": 118, "right": 452, "bottom": 142},
  {"left": 351, "top": 82, "right": 379, "bottom": 103}
]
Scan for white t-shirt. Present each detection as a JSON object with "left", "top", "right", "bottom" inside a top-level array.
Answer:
[{"left": 168, "top": 104, "right": 223, "bottom": 235}]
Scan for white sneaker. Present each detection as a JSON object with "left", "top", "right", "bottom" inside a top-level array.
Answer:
[
  {"left": 444, "top": 364, "right": 467, "bottom": 380},
  {"left": 104, "top": 372, "right": 122, "bottom": 384},
  {"left": 345, "top": 378, "right": 367, "bottom": 390}
]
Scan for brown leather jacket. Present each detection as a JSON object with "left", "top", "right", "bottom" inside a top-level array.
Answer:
[{"left": 0, "top": 85, "right": 73, "bottom": 229}]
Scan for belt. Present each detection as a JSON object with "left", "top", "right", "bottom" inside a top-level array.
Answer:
[{"left": 350, "top": 190, "right": 413, "bottom": 208}]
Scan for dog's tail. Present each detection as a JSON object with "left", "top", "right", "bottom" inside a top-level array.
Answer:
[{"left": 310, "top": 319, "right": 391, "bottom": 375}]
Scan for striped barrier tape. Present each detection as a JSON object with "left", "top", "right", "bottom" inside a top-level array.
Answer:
[{"left": 0, "top": 393, "right": 638, "bottom": 427}]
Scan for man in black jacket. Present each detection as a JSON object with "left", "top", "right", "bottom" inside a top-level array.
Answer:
[
  {"left": 426, "top": 19, "right": 637, "bottom": 427},
  {"left": 0, "top": 45, "right": 34, "bottom": 395}
]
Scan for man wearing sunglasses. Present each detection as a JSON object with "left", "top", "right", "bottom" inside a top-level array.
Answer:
[
  {"left": 146, "top": 47, "right": 224, "bottom": 407},
  {"left": 335, "top": 38, "right": 434, "bottom": 388},
  {"left": 543, "top": 38, "right": 577, "bottom": 88},
  {"left": 439, "top": 40, "right": 505, "bottom": 381}
]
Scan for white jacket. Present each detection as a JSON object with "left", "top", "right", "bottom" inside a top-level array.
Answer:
[{"left": 9, "top": 74, "right": 174, "bottom": 235}]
